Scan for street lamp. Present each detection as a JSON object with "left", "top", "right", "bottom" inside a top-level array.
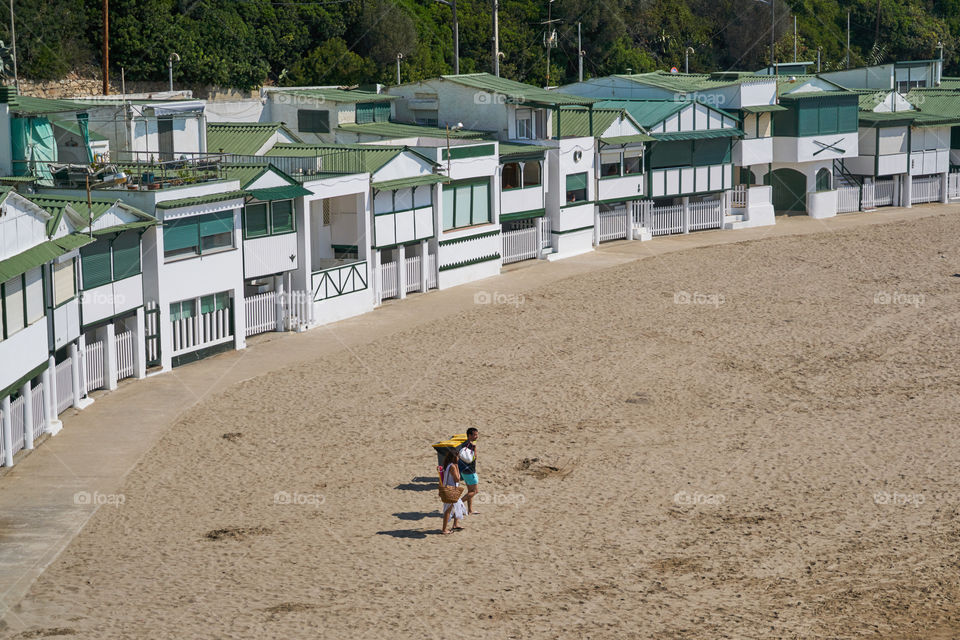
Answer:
[
  {"left": 396, "top": 52, "right": 404, "bottom": 85},
  {"left": 430, "top": 0, "right": 459, "bottom": 74},
  {"left": 685, "top": 47, "right": 694, "bottom": 74},
  {"left": 168, "top": 52, "right": 180, "bottom": 92}
]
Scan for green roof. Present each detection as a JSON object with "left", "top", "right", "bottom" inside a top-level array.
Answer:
[
  {"left": 937, "top": 77, "right": 960, "bottom": 90},
  {"left": 739, "top": 104, "right": 788, "bottom": 113},
  {"left": 650, "top": 128, "right": 743, "bottom": 141},
  {"left": 857, "top": 111, "right": 921, "bottom": 127},
  {"left": 271, "top": 88, "right": 394, "bottom": 104},
  {"left": 267, "top": 143, "right": 436, "bottom": 174},
  {"left": 206, "top": 122, "right": 302, "bottom": 155},
  {"left": 553, "top": 107, "right": 638, "bottom": 138},
  {"left": 247, "top": 184, "right": 311, "bottom": 201},
  {"left": 155, "top": 190, "right": 248, "bottom": 210},
  {"left": 612, "top": 70, "right": 775, "bottom": 93},
  {"left": 498, "top": 143, "right": 549, "bottom": 160},
  {"left": 26, "top": 194, "right": 156, "bottom": 235},
  {"left": 91, "top": 220, "right": 156, "bottom": 235},
  {"left": 372, "top": 174, "right": 446, "bottom": 190},
  {"left": 594, "top": 100, "right": 686, "bottom": 129},
  {"left": 905, "top": 90, "right": 960, "bottom": 122},
  {"left": 600, "top": 134, "right": 655, "bottom": 145},
  {"left": 777, "top": 75, "right": 852, "bottom": 97},
  {"left": 0, "top": 86, "right": 91, "bottom": 116},
  {"left": 0, "top": 234, "right": 94, "bottom": 283},
  {"left": 336, "top": 121, "right": 492, "bottom": 140},
  {"left": 440, "top": 73, "right": 595, "bottom": 106}
]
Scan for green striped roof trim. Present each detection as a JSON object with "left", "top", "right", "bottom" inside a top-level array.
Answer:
[
  {"left": 155, "top": 190, "right": 248, "bottom": 209},
  {"left": 650, "top": 128, "right": 743, "bottom": 141},
  {"left": 0, "top": 86, "right": 90, "bottom": 115},
  {"left": 440, "top": 73, "right": 595, "bottom": 106},
  {"left": 499, "top": 143, "right": 549, "bottom": 160},
  {"left": 611, "top": 70, "right": 776, "bottom": 92},
  {"left": 0, "top": 234, "right": 93, "bottom": 283},
  {"left": 600, "top": 134, "right": 655, "bottom": 145},
  {"left": 553, "top": 107, "right": 635, "bottom": 138},
  {"left": 500, "top": 208, "right": 545, "bottom": 222},
  {"left": 372, "top": 174, "right": 445, "bottom": 191},
  {"left": 272, "top": 88, "right": 394, "bottom": 103},
  {"left": 336, "top": 121, "right": 491, "bottom": 140},
  {"left": 91, "top": 220, "right": 157, "bottom": 235},
  {"left": 206, "top": 122, "right": 302, "bottom": 155},
  {"left": 739, "top": 104, "right": 788, "bottom": 113},
  {"left": 247, "top": 184, "right": 311, "bottom": 201}
]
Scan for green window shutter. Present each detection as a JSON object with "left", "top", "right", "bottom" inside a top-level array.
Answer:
[
  {"left": 111, "top": 231, "right": 140, "bottom": 280},
  {"left": 215, "top": 292, "right": 230, "bottom": 311},
  {"left": 356, "top": 102, "right": 375, "bottom": 124},
  {"left": 244, "top": 204, "right": 268, "bottom": 237},
  {"left": 454, "top": 184, "right": 472, "bottom": 228},
  {"left": 797, "top": 102, "right": 819, "bottom": 136},
  {"left": 838, "top": 101, "right": 858, "bottom": 133},
  {"left": 649, "top": 141, "right": 691, "bottom": 169},
  {"left": 772, "top": 108, "right": 795, "bottom": 136},
  {"left": 163, "top": 218, "right": 199, "bottom": 252},
  {"left": 270, "top": 200, "right": 294, "bottom": 233},
  {"left": 169, "top": 302, "right": 180, "bottom": 322},
  {"left": 298, "top": 109, "right": 329, "bottom": 133},
  {"left": 471, "top": 182, "right": 490, "bottom": 225},
  {"left": 200, "top": 294, "right": 215, "bottom": 314},
  {"left": 80, "top": 238, "right": 112, "bottom": 289},
  {"left": 181, "top": 299, "right": 195, "bottom": 319},
  {"left": 442, "top": 187, "right": 455, "bottom": 230},
  {"left": 820, "top": 99, "right": 838, "bottom": 134},
  {"left": 374, "top": 102, "right": 391, "bottom": 122},
  {"left": 199, "top": 210, "right": 234, "bottom": 238},
  {"left": 565, "top": 172, "right": 588, "bottom": 191},
  {"left": 692, "top": 139, "right": 731, "bottom": 166}
]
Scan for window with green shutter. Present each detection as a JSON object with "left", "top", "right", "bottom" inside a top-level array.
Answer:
[
  {"left": 81, "top": 238, "right": 112, "bottom": 289},
  {"left": 471, "top": 182, "right": 490, "bottom": 225},
  {"left": 271, "top": 200, "right": 295, "bottom": 233},
  {"left": 215, "top": 292, "right": 230, "bottom": 311},
  {"left": 356, "top": 102, "right": 374, "bottom": 124},
  {"left": 797, "top": 102, "right": 820, "bottom": 136},
  {"left": 692, "top": 139, "right": 731, "bottom": 166},
  {"left": 442, "top": 188, "right": 455, "bottom": 230},
  {"left": 565, "top": 172, "right": 588, "bottom": 203},
  {"left": 819, "top": 99, "right": 839, "bottom": 134},
  {"left": 198, "top": 210, "right": 234, "bottom": 253},
  {"left": 837, "top": 101, "right": 858, "bottom": 132},
  {"left": 169, "top": 299, "right": 196, "bottom": 322},
  {"left": 298, "top": 109, "right": 330, "bottom": 133},
  {"left": 111, "top": 231, "right": 140, "bottom": 280},
  {"left": 649, "top": 141, "right": 692, "bottom": 169},
  {"left": 163, "top": 218, "right": 199, "bottom": 259},
  {"left": 244, "top": 203, "right": 269, "bottom": 238}
]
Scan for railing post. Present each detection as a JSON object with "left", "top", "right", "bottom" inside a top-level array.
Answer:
[
  {"left": 99, "top": 323, "right": 118, "bottom": 391},
  {"left": 420, "top": 240, "right": 428, "bottom": 291},
  {"left": 593, "top": 208, "right": 600, "bottom": 246},
  {"left": 398, "top": 244, "right": 407, "bottom": 300},
  {"left": 21, "top": 381, "right": 33, "bottom": 450},
  {"left": 69, "top": 341, "right": 83, "bottom": 409},
  {"left": 624, "top": 205, "right": 633, "bottom": 242},
  {"left": 372, "top": 250, "right": 382, "bottom": 305},
  {"left": 940, "top": 172, "right": 949, "bottom": 204},
  {"left": 42, "top": 358, "right": 62, "bottom": 436},
  {"left": 275, "top": 279, "right": 285, "bottom": 332},
  {"left": 682, "top": 197, "right": 690, "bottom": 234},
  {"left": 2, "top": 395, "right": 12, "bottom": 467},
  {"left": 133, "top": 307, "right": 146, "bottom": 379}
]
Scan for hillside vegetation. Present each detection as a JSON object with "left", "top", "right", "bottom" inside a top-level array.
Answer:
[{"left": 5, "top": 0, "right": 957, "bottom": 90}]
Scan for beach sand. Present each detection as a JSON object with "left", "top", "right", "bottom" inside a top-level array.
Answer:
[{"left": 5, "top": 213, "right": 960, "bottom": 639}]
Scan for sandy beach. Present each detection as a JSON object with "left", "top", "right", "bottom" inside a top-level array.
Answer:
[{"left": 5, "top": 212, "right": 960, "bottom": 639}]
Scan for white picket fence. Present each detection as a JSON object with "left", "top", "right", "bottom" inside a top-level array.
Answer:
[
  {"left": 245, "top": 291, "right": 278, "bottom": 337},
  {"left": 380, "top": 260, "right": 399, "bottom": 300},
  {"left": 427, "top": 253, "right": 438, "bottom": 289},
  {"left": 870, "top": 180, "right": 896, "bottom": 208},
  {"left": 502, "top": 225, "right": 539, "bottom": 263},
  {"left": 116, "top": 330, "right": 134, "bottom": 380},
  {"left": 540, "top": 216, "right": 552, "bottom": 250},
  {"left": 948, "top": 172, "right": 960, "bottom": 200},
  {"left": 597, "top": 206, "right": 630, "bottom": 243},
  {"left": 56, "top": 358, "right": 74, "bottom": 414},
  {"left": 84, "top": 339, "right": 105, "bottom": 394},
  {"left": 9, "top": 395, "right": 25, "bottom": 455},
  {"left": 730, "top": 184, "right": 747, "bottom": 208},
  {"left": 837, "top": 186, "right": 861, "bottom": 213},
  {"left": 284, "top": 291, "right": 314, "bottom": 330},
  {"left": 171, "top": 307, "right": 233, "bottom": 357},
  {"left": 643, "top": 203, "right": 685, "bottom": 236},
  {"left": 688, "top": 200, "right": 724, "bottom": 231},
  {"left": 405, "top": 254, "right": 423, "bottom": 293},
  {"left": 911, "top": 176, "right": 942, "bottom": 204}
]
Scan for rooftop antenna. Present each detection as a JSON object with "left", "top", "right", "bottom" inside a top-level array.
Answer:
[{"left": 433, "top": 0, "right": 460, "bottom": 75}]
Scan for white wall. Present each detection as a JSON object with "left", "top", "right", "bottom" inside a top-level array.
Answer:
[{"left": 0, "top": 319, "right": 48, "bottom": 392}]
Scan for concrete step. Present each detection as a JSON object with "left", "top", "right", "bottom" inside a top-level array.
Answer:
[{"left": 723, "top": 219, "right": 751, "bottom": 230}]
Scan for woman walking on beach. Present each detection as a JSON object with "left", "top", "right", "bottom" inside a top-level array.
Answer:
[{"left": 440, "top": 451, "right": 466, "bottom": 535}]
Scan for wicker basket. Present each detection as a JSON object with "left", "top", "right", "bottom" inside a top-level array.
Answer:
[{"left": 439, "top": 484, "right": 465, "bottom": 504}]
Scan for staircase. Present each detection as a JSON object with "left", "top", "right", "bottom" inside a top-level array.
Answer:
[
  {"left": 723, "top": 211, "right": 749, "bottom": 230},
  {"left": 833, "top": 159, "right": 862, "bottom": 188}
]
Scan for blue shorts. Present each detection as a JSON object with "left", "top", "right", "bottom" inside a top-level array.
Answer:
[{"left": 462, "top": 472, "right": 478, "bottom": 486}]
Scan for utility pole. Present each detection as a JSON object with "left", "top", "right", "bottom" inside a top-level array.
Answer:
[
  {"left": 102, "top": 0, "right": 109, "bottom": 95},
  {"left": 874, "top": 0, "right": 881, "bottom": 46},
  {"left": 817, "top": 46, "right": 822, "bottom": 73},
  {"left": 578, "top": 22, "right": 583, "bottom": 82},
  {"left": 492, "top": 0, "right": 499, "bottom": 76},
  {"left": 794, "top": 15, "right": 797, "bottom": 63},
  {"left": 685, "top": 47, "right": 694, "bottom": 74},
  {"left": 846, "top": 10, "right": 851, "bottom": 69},
  {"left": 9, "top": 0, "right": 17, "bottom": 91},
  {"left": 770, "top": 0, "right": 775, "bottom": 74},
  {"left": 452, "top": 0, "right": 458, "bottom": 74},
  {"left": 543, "top": 0, "right": 558, "bottom": 86}
]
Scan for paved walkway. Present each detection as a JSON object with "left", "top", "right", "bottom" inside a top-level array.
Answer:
[{"left": 0, "top": 203, "right": 955, "bottom": 625}]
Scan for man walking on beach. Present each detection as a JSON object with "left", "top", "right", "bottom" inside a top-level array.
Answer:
[{"left": 458, "top": 428, "right": 479, "bottom": 515}]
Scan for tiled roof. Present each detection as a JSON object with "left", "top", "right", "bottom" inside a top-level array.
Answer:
[
  {"left": 154, "top": 190, "right": 248, "bottom": 210},
  {"left": 267, "top": 143, "right": 433, "bottom": 174},
  {"left": 206, "top": 122, "right": 301, "bottom": 155},
  {"left": 553, "top": 107, "right": 634, "bottom": 138},
  {"left": 440, "top": 73, "right": 595, "bottom": 106},
  {"left": 270, "top": 88, "right": 394, "bottom": 103},
  {"left": 612, "top": 70, "right": 775, "bottom": 93},
  {"left": 335, "top": 121, "right": 492, "bottom": 140}
]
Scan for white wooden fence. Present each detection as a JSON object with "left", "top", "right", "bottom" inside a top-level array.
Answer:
[
  {"left": 171, "top": 307, "right": 233, "bottom": 357},
  {"left": 837, "top": 186, "right": 861, "bottom": 213},
  {"left": 730, "top": 184, "right": 747, "bottom": 208},
  {"left": 911, "top": 176, "right": 942, "bottom": 204},
  {"left": 116, "top": 330, "right": 134, "bottom": 380},
  {"left": 948, "top": 172, "right": 960, "bottom": 200},
  {"left": 56, "top": 358, "right": 74, "bottom": 414},
  {"left": 379, "top": 260, "right": 399, "bottom": 300},
  {"left": 405, "top": 254, "right": 423, "bottom": 293},
  {"left": 84, "top": 339, "right": 105, "bottom": 394},
  {"left": 284, "top": 291, "right": 314, "bottom": 331},
  {"left": 643, "top": 203, "right": 685, "bottom": 236},
  {"left": 688, "top": 200, "right": 724, "bottom": 231},
  {"left": 31, "top": 383, "right": 44, "bottom": 442},
  {"left": 597, "top": 206, "right": 630, "bottom": 243},
  {"left": 502, "top": 225, "right": 538, "bottom": 263},
  {"left": 245, "top": 291, "right": 278, "bottom": 337},
  {"left": 540, "top": 217, "right": 552, "bottom": 250},
  {"left": 427, "top": 254, "right": 438, "bottom": 289},
  {"left": 9, "top": 395, "right": 25, "bottom": 455}
]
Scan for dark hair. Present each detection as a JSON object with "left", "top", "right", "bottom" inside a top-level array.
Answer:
[
  {"left": 443, "top": 451, "right": 457, "bottom": 467},
  {"left": 466, "top": 428, "right": 478, "bottom": 437}
]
